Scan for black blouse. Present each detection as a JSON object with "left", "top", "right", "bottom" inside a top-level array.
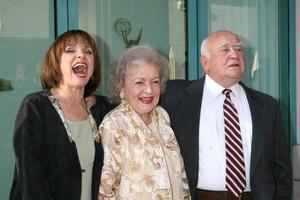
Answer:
[{"left": 9, "top": 90, "right": 115, "bottom": 200}]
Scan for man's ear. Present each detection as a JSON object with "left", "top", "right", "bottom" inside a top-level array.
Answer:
[
  {"left": 200, "top": 56, "right": 209, "bottom": 73},
  {"left": 201, "top": 55, "right": 208, "bottom": 65}
]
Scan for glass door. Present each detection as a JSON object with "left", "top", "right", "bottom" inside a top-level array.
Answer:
[
  {"left": 75, "top": 0, "right": 187, "bottom": 95},
  {"left": 191, "top": 0, "right": 280, "bottom": 97},
  {"left": 0, "top": 1, "right": 55, "bottom": 199}
]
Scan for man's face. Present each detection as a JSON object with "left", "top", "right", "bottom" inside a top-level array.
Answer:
[{"left": 201, "top": 32, "right": 246, "bottom": 88}]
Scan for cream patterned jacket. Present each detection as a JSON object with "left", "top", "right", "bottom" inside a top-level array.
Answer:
[{"left": 99, "top": 101, "right": 190, "bottom": 200}]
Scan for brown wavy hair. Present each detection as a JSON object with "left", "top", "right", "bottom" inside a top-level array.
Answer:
[{"left": 40, "top": 29, "right": 101, "bottom": 96}]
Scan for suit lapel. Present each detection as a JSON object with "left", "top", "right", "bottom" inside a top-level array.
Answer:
[
  {"left": 182, "top": 78, "right": 205, "bottom": 141},
  {"left": 181, "top": 77, "right": 205, "bottom": 182},
  {"left": 181, "top": 79, "right": 267, "bottom": 188},
  {"left": 242, "top": 85, "right": 267, "bottom": 179},
  {"left": 181, "top": 80, "right": 267, "bottom": 184}
]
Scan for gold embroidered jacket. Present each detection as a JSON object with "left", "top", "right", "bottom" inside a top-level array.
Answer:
[{"left": 99, "top": 101, "right": 190, "bottom": 200}]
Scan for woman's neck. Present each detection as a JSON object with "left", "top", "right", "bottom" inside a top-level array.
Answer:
[
  {"left": 139, "top": 112, "right": 153, "bottom": 125},
  {"left": 51, "top": 86, "right": 84, "bottom": 103},
  {"left": 51, "top": 87, "right": 88, "bottom": 121}
]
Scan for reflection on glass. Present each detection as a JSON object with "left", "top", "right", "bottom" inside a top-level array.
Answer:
[
  {"left": 0, "top": 1, "right": 55, "bottom": 199},
  {"left": 204, "top": 0, "right": 279, "bottom": 98},
  {"left": 0, "top": 79, "right": 13, "bottom": 91},
  {"left": 78, "top": 0, "right": 186, "bottom": 95}
]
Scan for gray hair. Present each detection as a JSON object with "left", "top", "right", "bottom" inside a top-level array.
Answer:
[{"left": 111, "top": 45, "right": 169, "bottom": 101}]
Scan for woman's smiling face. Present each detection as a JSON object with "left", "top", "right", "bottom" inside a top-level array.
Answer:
[
  {"left": 59, "top": 39, "right": 94, "bottom": 89},
  {"left": 122, "top": 63, "right": 161, "bottom": 117}
]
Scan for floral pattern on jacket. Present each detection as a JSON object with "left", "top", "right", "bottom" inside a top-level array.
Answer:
[{"left": 99, "top": 100, "right": 190, "bottom": 200}]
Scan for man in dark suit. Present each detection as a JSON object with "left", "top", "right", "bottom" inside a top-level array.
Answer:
[{"left": 160, "top": 30, "right": 292, "bottom": 200}]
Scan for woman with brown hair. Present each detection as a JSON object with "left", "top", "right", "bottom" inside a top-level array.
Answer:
[{"left": 9, "top": 29, "right": 114, "bottom": 200}]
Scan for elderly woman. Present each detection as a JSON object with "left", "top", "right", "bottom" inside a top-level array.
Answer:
[
  {"left": 9, "top": 30, "right": 114, "bottom": 200},
  {"left": 98, "top": 45, "right": 190, "bottom": 199}
]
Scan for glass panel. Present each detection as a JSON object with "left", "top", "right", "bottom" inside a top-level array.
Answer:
[
  {"left": 77, "top": 0, "right": 187, "bottom": 95},
  {"left": 201, "top": 0, "right": 279, "bottom": 98},
  {"left": 0, "top": 1, "right": 55, "bottom": 198}
]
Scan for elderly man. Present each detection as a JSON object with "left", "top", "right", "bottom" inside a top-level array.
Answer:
[{"left": 160, "top": 30, "right": 292, "bottom": 200}]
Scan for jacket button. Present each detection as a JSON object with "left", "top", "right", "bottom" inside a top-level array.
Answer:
[{"left": 81, "top": 169, "right": 85, "bottom": 173}]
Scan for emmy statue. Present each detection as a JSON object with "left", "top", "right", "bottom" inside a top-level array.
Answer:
[{"left": 114, "top": 18, "right": 143, "bottom": 48}]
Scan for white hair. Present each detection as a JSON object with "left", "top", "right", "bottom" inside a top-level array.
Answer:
[
  {"left": 200, "top": 30, "right": 241, "bottom": 59},
  {"left": 200, "top": 38, "right": 209, "bottom": 58}
]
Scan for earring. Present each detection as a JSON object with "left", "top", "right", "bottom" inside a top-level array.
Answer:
[{"left": 119, "top": 91, "right": 124, "bottom": 99}]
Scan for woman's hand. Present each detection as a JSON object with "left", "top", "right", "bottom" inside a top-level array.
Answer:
[{"left": 85, "top": 95, "right": 96, "bottom": 110}]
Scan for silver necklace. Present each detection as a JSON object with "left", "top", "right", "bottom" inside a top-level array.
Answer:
[{"left": 48, "top": 94, "right": 100, "bottom": 143}]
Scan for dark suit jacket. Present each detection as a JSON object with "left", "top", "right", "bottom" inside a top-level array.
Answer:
[
  {"left": 160, "top": 77, "right": 292, "bottom": 200},
  {"left": 9, "top": 90, "right": 115, "bottom": 200}
]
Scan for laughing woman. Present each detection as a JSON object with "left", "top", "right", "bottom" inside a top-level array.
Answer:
[
  {"left": 9, "top": 30, "right": 114, "bottom": 200},
  {"left": 98, "top": 45, "right": 190, "bottom": 200}
]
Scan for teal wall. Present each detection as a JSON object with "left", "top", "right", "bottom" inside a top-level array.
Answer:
[
  {"left": 0, "top": 1, "right": 296, "bottom": 199},
  {"left": 75, "top": 0, "right": 170, "bottom": 94},
  {"left": 0, "top": 1, "right": 55, "bottom": 199}
]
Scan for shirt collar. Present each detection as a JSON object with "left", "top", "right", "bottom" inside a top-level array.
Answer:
[{"left": 205, "top": 75, "right": 242, "bottom": 99}]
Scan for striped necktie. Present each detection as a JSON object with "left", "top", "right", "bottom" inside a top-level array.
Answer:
[{"left": 223, "top": 89, "right": 246, "bottom": 197}]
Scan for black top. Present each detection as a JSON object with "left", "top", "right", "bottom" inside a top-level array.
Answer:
[{"left": 9, "top": 90, "right": 115, "bottom": 200}]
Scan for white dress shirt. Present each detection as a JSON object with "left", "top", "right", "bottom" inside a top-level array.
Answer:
[{"left": 197, "top": 75, "right": 252, "bottom": 191}]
